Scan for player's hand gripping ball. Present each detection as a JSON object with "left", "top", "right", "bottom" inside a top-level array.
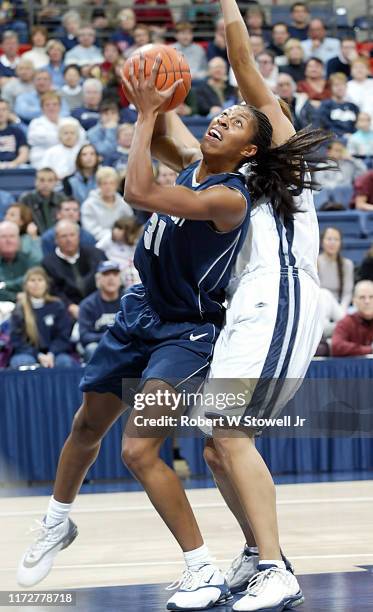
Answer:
[{"left": 122, "top": 44, "right": 191, "bottom": 113}]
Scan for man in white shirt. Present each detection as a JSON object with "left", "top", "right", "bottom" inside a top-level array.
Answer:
[{"left": 301, "top": 19, "right": 341, "bottom": 64}]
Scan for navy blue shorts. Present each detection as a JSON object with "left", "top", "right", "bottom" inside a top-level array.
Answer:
[{"left": 80, "top": 284, "right": 219, "bottom": 402}]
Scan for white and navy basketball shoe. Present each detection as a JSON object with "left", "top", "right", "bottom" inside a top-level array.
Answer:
[
  {"left": 226, "top": 546, "right": 294, "bottom": 594},
  {"left": 233, "top": 564, "right": 304, "bottom": 611},
  {"left": 17, "top": 517, "right": 78, "bottom": 587},
  {"left": 166, "top": 563, "right": 232, "bottom": 610}
]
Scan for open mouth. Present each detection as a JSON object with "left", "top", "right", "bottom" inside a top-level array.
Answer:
[{"left": 207, "top": 127, "right": 223, "bottom": 141}]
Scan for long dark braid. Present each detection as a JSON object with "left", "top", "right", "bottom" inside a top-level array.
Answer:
[{"left": 238, "top": 106, "right": 334, "bottom": 220}]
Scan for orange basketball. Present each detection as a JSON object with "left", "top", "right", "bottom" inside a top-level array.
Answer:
[{"left": 122, "top": 44, "right": 191, "bottom": 112}]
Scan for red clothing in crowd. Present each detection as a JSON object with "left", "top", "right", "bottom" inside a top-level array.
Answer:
[
  {"left": 354, "top": 170, "right": 373, "bottom": 206},
  {"left": 134, "top": 0, "right": 173, "bottom": 27},
  {"left": 331, "top": 312, "right": 373, "bottom": 356}
]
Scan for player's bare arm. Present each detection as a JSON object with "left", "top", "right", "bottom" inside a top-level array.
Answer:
[{"left": 151, "top": 112, "right": 202, "bottom": 172}]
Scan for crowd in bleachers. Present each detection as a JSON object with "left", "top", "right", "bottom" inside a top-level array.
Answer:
[{"left": 0, "top": 1, "right": 373, "bottom": 367}]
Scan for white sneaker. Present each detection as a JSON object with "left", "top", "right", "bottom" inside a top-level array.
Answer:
[
  {"left": 166, "top": 563, "right": 232, "bottom": 610},
  {"left": 233, "top": 565, "right": 304, "bottom": 612},
  {"left": 17, "top": 517, "right": 78, "bottom": 587},
  {"left": 226, "top": 547, "right": 294, "bottom": 595}
]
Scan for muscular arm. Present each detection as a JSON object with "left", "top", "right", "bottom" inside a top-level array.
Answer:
[
  {"left": 220, "top": 0, "right": 295, "bottom": 145},
  {"left": 151, "top": 112, "right": 202, "bottom": 172}
]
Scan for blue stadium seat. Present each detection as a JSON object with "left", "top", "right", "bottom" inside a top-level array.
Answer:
[
  {"left": 0, "top": 168, "right": 36, "bottom": 197},
  {"left": 362, "top": 213, "right": 373, "bottom": 238},
  {"left": 317, "top": 211, "right": 365, "bottom": 239},
  {"left": 183, "top": 116, "right": 209, "bottom": 140},
  {"left": 342, "top": 239, "right": 371, "bottom": 264}
]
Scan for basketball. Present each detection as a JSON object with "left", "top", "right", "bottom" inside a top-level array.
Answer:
[{"left": 122, "top": 44, "right": 191, "bottom": 112}]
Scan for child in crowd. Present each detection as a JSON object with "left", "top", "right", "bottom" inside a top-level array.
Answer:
[
  {"left": 41, "top": 118, "right": 85, "bottom": 179},
  {"left": 96, "top": 216, "right": 142, "bottom": 288},
  {"left": 103, "top": 122, "right": 134, "bottom": 172},
  {"left": 347, "top": 112, "right": 373, "bottom": 168},
  {"left": 60, "top": 65, "right": 83, "bottom": 110}
]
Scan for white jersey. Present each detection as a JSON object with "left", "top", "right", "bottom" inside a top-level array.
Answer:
[{"left": 234, "top": 188, "right": 320, "bottom": 285}]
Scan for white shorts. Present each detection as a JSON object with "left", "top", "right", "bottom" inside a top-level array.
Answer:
[{"left": 197, "top": 268, "right": 323, "bottom": 427}]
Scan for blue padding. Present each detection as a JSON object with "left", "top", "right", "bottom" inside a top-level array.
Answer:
[
  {"left": 0, "top": 168, "right": 36, "bottom": 197},
  {"left": 342, "top": 238, "right": 372, "bottom": 264},
  {"left": 317, "top": 211, "right": 365, "bottom": 239}
]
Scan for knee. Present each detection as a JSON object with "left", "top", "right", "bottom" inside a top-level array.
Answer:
[
  {"left": 203, "top": 443, "right": 226, "bottom": 477},
  {"left": 71, "top": 406, "right": 103, "bottom": 447},
  {"left": 121, "top": 440, "right": 158, "bottom": 474}
]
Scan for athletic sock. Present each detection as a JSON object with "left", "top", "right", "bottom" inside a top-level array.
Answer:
[
  {"left": 244, "top": 545, "right": 259, "bottom": 556},
  {"left": 258, "top": 559, "right": 286, "bottom": 571},
  {"left": 44, "top": 496, "right": 73, "bottom": 528},
  {"left": 184, "top": 544, "right": 212, "bottom": 571}
]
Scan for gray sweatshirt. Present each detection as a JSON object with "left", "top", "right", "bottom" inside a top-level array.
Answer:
[{"left": 81, "top": 189, "right": 133, "bottom": 243}]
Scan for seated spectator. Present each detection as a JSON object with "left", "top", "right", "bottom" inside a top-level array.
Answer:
[
  {"left": 0, "top": 30, "right": 20, "bottom": 81},
  {"left": 82, "top": 167, "right": 133, "bottom": 243},
  {"left": 97, "top": 217, "right": 142, "bottom": 287},
  {"left": 359, "top": 245, "right": 373, "bottom": 282},
  {"left": 42, "top": 219, "right": 106, "bottom": 319},
  {"left": 0, "top": 189, "right": 14, "bottom": 219},
  {"left": 22, "top": 26, "right": 49, "bottom": 70},
  {"left": 124, "top": 23, "right": 152, "bottom": 59},
  {"left": 28, "top": 91, "right": 63, "bottom": 168},
  {"left": 255, "top": 51, "right": 279, "bottom": 92},
  {"left": 0, "top": 3, "right": 28, "bottom": 44},
  {"left": 315, "top": 140, "right": 366, "bottom": 209},
  {"left": 65, "top": 26, "right": 104, "bottom": 73},
  {"left": 63, "top": 144, "right": 99, "bottom": 204},
  {"left": 267, "top": 23, "right": 290, "bottom": 65},
  {"left": 57, "top": 10, "right": 81, "bottom": 52},
  {"left": 276, "top": 73, "right": 315, "bottom": 131},
  {"left": 156, "top": 162, "right": 178, "bottom": 186},
  {"left": 59, "top": 65, "right": 83, "bottom": 111},
  {"left": 72, "top": 78, "right": 102, "bottom": 130},
  {"left": 347, "top": 113, "right": 373, "bottom": 162},
  {"left": 301, "top": 19, "right": 341, "bottom": 64},
  {"left": 20, "top": 167, "right": 65, "bottom": 233},
  {"left": 279, "top": 38, "right": 306, "bottom": 83},
  {"left": 9, "top": 266, "right": 75, "bottom": 369},
  {"left": 331, "top": 280, "right": 373, "bottom": 356},
  {"left": 41, "top": 198, "right": 95, "bottom": 256},
  {"left": 183, "top": 0, "right": 219, "bottom": 36},
  {"left": 346, "top": 58, "right": 373, "bottom": 123},
  {"left": 173, "top": 22, "right": 207, "bottom": 81},
  {"left": 288, "top": 2, "right": 310, "bottom": 41},
  {"left": 0, "top": 98, "right": 28, "bottom": 168},
  {"left": 0, "top": 221, "right": 39, "bottom": 303},
  {"left": 93, "top": 41, "right": 120, "bottom": 86},
  {"left": 244, "top": 6, "right": 270, "bottom": 43},
  {"left": 78, "top": 260, "right": 122, "bottom": 362},
  {"left": 326, "top": 38, "right": 358, "bottom": 79},
  {"left": 318, "top": 227, "right": 354, "bottom": 312},
  {"left": 1, "top": 58, "right": 35, "bottom": 108},
  {"left": 14, "top": 69, "right": 69, "bottom": 124},
  {"left": 111, "top": 8, "right": 135, "bottom": 55},
  {"left": 207, "top": 17, "right": 228, "bottom": 64},
  {"left": 318, "top": 287, "right": 344, "bottom": 351},
  {"left": 42, "top": 39, "right": 66, "bottom": 88},
  {"left": 103, "top": 123, "right": 134, "bottom": 172},
  {"left": 87, "top": 99, "right": 120, "bottom": 159},
  {"left": 4, "top": 203, "right": 42, "bottom": 262},
  {"left": 318, "top": 73, "right": 359, "bottom": 140},
  {"left": 195, "top": 57, "right": 236, "bottom": 117},
  {"left": 41, "top": 118, "right": 84, "bottom": 180},
  {"left": 297, "top": 58, "right": 331, "bottom": 107},
  {"left": 353, "top": 169, "right": 373, "bottom": 211}
]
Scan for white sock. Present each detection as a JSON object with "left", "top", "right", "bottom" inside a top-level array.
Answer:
[
  {"left": 45, "top": 496, "right": 73, "bottom": 527},
  {"left": 183, "top": 544, "right": 212, "bottom": 571},
  {"left": 258, "top": 559, "right": 286, "bottom": 570}
]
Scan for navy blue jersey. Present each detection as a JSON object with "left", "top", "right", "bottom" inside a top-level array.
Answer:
[{"left": 134, "top": 160, "right": 251, "bottom": 324}]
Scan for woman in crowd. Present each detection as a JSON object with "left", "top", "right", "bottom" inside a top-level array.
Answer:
[
  {"left": 22, "top": 26, "right": 49, "bottom": 69},
  {"left": 346, "top": 57, "right": 373, "bottom": 123},
  {"left": 41, "top": 118, "right": 86, "bottom": 179},
  {"left": 43, "top": 39, "right": 66, "bottom": 88},
  {"left": 297, "top": 57, "right": 331, "bottom": 106},
  {"left": 63, "top": 144, "right": 100, "bottom": 204},
  {"left": 28, "top": 91, "right": 64, "bottom": 168},
  {"left": 318, "top": 227, "right": 354, "bottom": 312},
  {"left": 4, "top": 203, "right": 42, "bottom": 262},
  {"left": 279, "top": 38, "right": 306, "bottom": 82},
  {"left": 60, "top": 65, "right": 83, "bottom": 111},
  {"left": 110, "top": 8, "right": 136, "bottom": 55},
  {"left": 9, "top": 267, "right": 75, "bottom": 369}
]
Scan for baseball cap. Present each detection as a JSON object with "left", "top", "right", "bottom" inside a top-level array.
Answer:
[{"left": 97, "top": 261, "right": 120, "bottom": 274}]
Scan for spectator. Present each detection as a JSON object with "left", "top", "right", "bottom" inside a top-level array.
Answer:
[
  {"left": 173, "top": 22, "right": 207, "bottom": 81},
  {"left": 124, "top": 23, "right": 151, "bottom": 60},
  {"left": 347, "top": 113, "right": 373, "bottom": 161},
  {"left": 97, "top": 217, "right": 142, "bottom": 286},
  {"left": 288, "top": 2, "right": 310, "bottom": 41},
  {"left": 353, "top": 169, "right": 373, "bottom": 211},
  {"left": 78, "top": 260, "right": 122, "bottom": 362},
  {"left": 42, "top": 39, "right": 66, "bottom": 88},
  {"left": 14, "top": 69, "right": 69, "bottom": 124},
  {"left": 94, "top": 41, "right": 120, "bottom": 86},
  {"left": 133, "top": 0, "right": 173, "bottom": 29},
  {"left": 0, "top": 189, "right": 14, "bottom": 219},
  {"left": 63, "top": 143, "right": 99, "bottom": 204},
  {"left": 0, "top": 98, "right": 28, "bottom": 168},
  {"left": 41, "top": 118, "right": 84, "bottom": 180},
  {"left": 244, "top": 6, "right": 270, "bottom": 43},
  {"left": 0, "top": 30, "right": 20, "bottom": 80},
  {"left": 326, "top": 38, "right": 358, "bottom": 79},
  {"left": 42, "top": 219, "right": 106, "bottom": 318},
  {"left": 318, "top": 73, "right": 359, "bottom": 140},
  {"left": 65, "top": 26, "right": 104, "bottom": 72},
  {"left": 297, "top": 58, "right": 331, "bottom": 106},
  {"left": 58, "top": 10, "right": 81, "bottom": 52},
  {"left": 195, "top": 57, "right": 236, "bottom": 117},
  {"left": 183, "top": 0, "right": 219, "bottom": 36},
  {"left": 103, "top": 57, "right": 130, "bottom": 109},
  {"left": 1, "top": 58, "right": 35, "bottom": 108},
  {"left": 72, "top": 78, "right": 103, "bottom": 130},
  {"left": 156, "top": 162, "right": 178, "bottom": 186},
  {"left": 359, "top": 245, "right": 373, "bottom": 282},
  {"left": 82, "top": 166, "right": 133, "bottom": 243},
  {"left": 331, "top": 280, "right": 373, "bottom": 356},
  {"left": 104, "top": 123, "right": 134, "bottom": 172},
  {"left": 267, "top": 23, "right": 290, "bottom": 65},
  {"left": 41, "top": 198, "right": 95, "bottom": 256},
  {"left": 22, "top": 26, "right": 49, "bottom": 70},
  {"left": 301, "top": 19, "right": 341, "bottom": 64},
  {"left": 318, "top": 287, "right": 344, "bottom": 350},
  {"left": 27, "top": 91, "right": 64, "bottom": 168},
  {"left": 255, "top": 51, "right": 278, "bottom": 92},
  {"left": 111, "top": 8, "right": 135, "bottom": 55},
  {"left": 0, "top": 3, "right": 28, "bottom": 44},
  {"left": 87, "top": 99, "right": 120, "bottom": 159},
  {"left": 20, "top": 167, "right": 65, "bottom": 233},
  {"left": 4, "top": 203, "right": 42, "bottom": 262},
  {"left": 60, "top": 64, "right": 83, "bottom": 111},
  {"left": 0, "top": 221, "right": 38, "bottom": 302},
  {"left": 276, "top": 73, "right": 315, "bottom": 131},
  {"left": 9, "top": 266, "right": 75, "bottom": 368},
  {"left": 279, "top": 38, "right": 306, "bottom": 83},
  {"left": 207, "top": 18, "right": 228, "bottom": 64},
  {"left": 346, "top": 58, "right": 373, "bottom": 123},
  {"left": 318, "top": 227, "right": 354, "bottom": 312}
]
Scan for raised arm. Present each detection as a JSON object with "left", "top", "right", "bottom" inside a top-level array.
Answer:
[
  {"left": 151, "top": 111, "right": 202, "bottom": 172},
  {"left": 220, "top": 0, "right": 295, "bottom": 145}
]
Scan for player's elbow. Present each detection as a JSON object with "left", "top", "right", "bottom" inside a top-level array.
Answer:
[{"left": 124, "top": 185, "right": 145, "bottom": 207}]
